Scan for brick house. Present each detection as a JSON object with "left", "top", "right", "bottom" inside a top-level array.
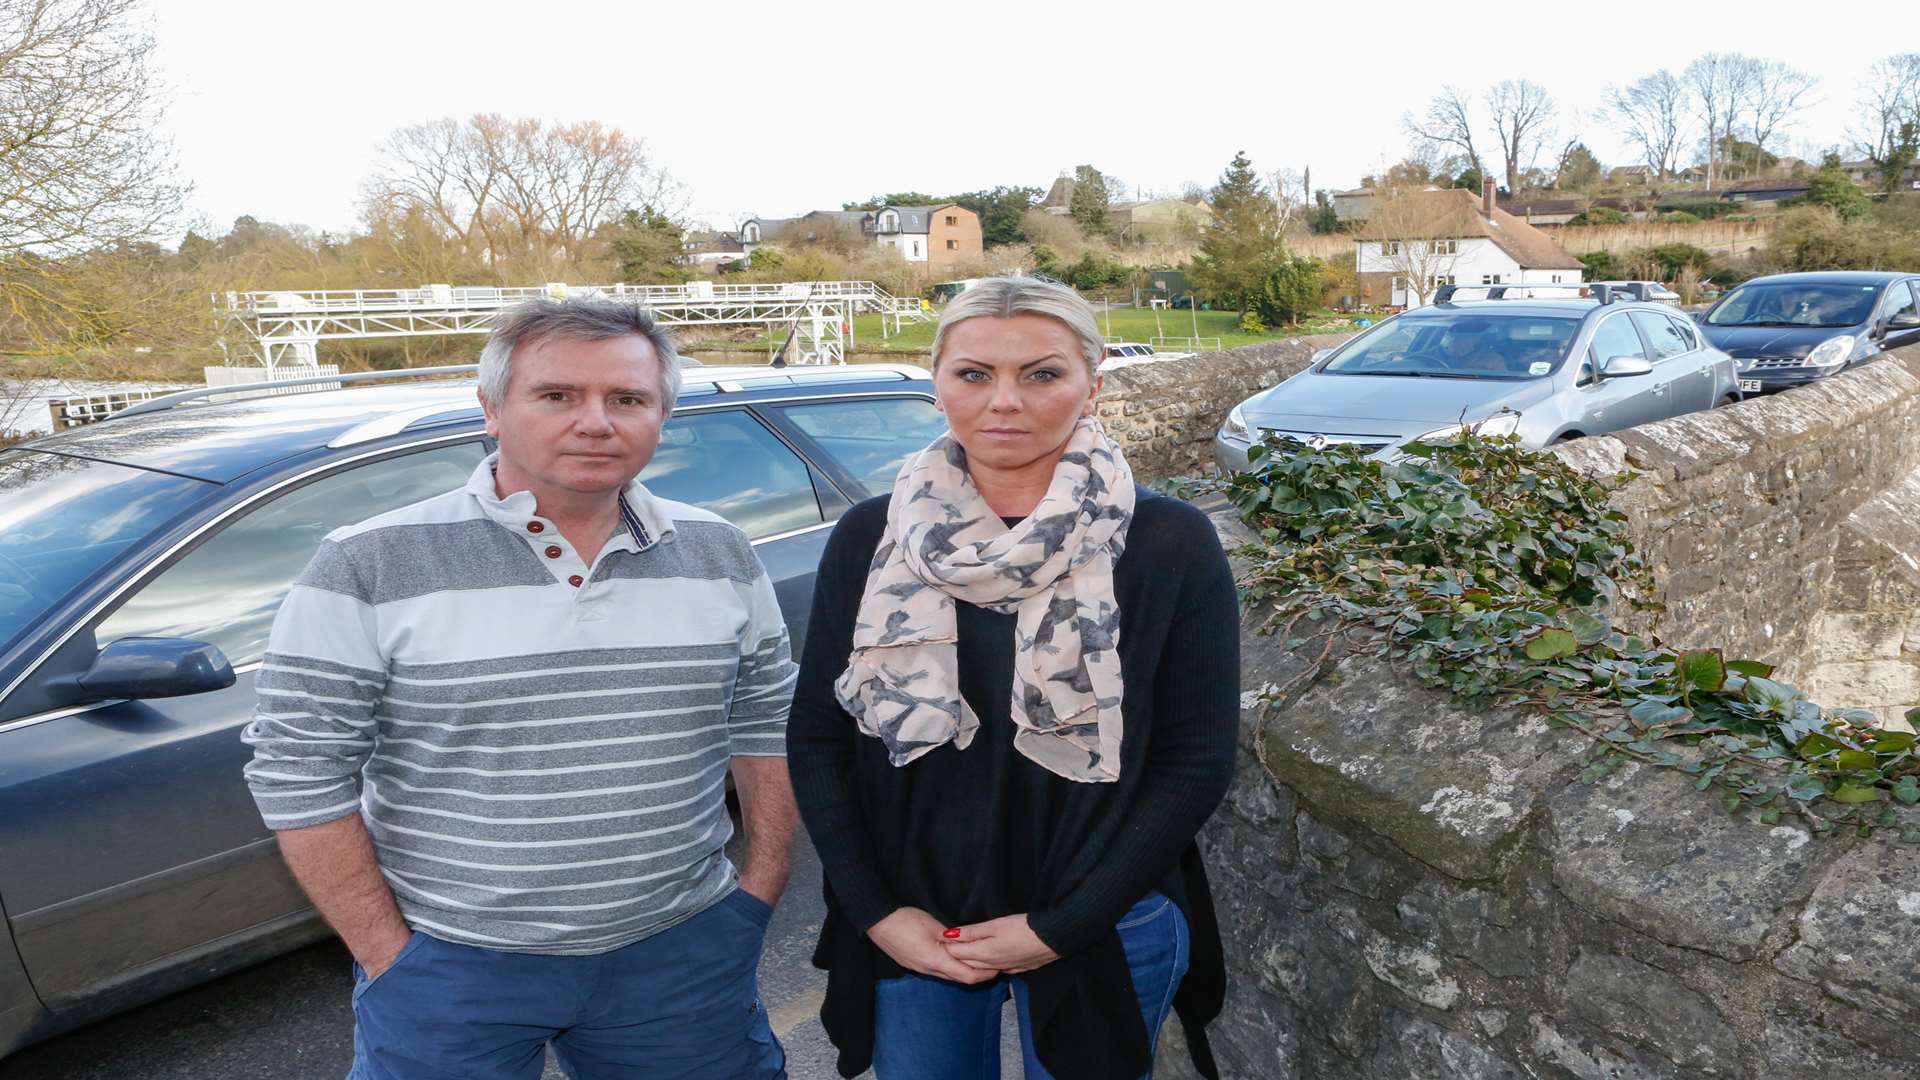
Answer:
[{"left": 735, "top": 204, "right": 982, "bottom": 266}]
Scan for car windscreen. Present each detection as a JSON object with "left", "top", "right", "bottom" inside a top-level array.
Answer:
[
  {"left": 1321, "top": 315, "right": 1581, "bottom": 380},
  {"left": 0, "top": 450, "right": 212, "bottom": 657},
  {"left": 1705, "top": 282, "right": 1881, "bottom": 328}
]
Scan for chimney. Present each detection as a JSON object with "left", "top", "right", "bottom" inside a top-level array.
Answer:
[{"left": 1482, "top": 176, "right": 1495, "bottom": 218}]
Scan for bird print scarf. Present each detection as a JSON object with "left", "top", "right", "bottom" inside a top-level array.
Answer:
[{"left": 834, "top": 417, "right": 1135, "bottom": 782}]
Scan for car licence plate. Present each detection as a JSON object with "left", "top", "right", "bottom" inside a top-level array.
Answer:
[{"left": 1739, "top": 379, "right": 1763, "bottom": 393}]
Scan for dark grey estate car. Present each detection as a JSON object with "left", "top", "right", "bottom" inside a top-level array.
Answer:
[
  {"left": 1215, "top": 285, "right": 1740, "bottom": 469},
  {"left": 0, "top": 363, "right": 944, "bottom": 1057}
]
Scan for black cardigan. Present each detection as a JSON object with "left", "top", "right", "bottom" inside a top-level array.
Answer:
[{"left": 786, "top": 487, "right": 1239, "bottom": 1080}]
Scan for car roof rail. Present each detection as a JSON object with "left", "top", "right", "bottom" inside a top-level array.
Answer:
[
  {"left": 109, "top": 364, "right": 481, "bottom": 421},
  {"left": 1588, "top": 282, "right": 1652, "bottom": 306}
]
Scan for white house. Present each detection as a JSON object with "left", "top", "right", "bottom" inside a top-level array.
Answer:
[{"left": 1355, "top": 184, "right": 1586, "bottom": 307}]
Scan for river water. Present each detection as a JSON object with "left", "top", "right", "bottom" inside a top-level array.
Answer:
[{"left": 0, "top": 377, "right": 194, "bottom": 437}]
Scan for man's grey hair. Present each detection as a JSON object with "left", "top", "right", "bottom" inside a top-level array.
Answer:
[
  {"left": 477, "top": 298, "right": 684, "bottom": 413},
  {"left": 929, "top": 276, "right": 1103, "bottom": 376}
]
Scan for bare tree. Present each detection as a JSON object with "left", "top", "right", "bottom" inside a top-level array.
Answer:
[
  {"left": 1745, "top": 61, "right": 1817, "bottom": 172},
  {"left": 1360, "top": 188, "right": 1471, "bottom": 307},
  {"left": 0, "top": 0, "right": 186, "bottom": 256},
  {"left": 1404, "top": 87, "right": 1486, "bottom": 180},
  {"left": 1685, "top": 53, "right": 1756, "bottom": 189},
  {"left": 1606, "top": 70, "right": 1691, "bottom": 180},
  {"left": 1851, "top": 53, "right": 1920, "bottom": 190},
  {"left": 1487, "top": 80, "right": 1557, "bottom": 195},
  {"left": 1267, "top": 167, "right": 1310, "bottom": 234},
  {"left": 368, "top": 114, "right": 680, "bottom": 270}
]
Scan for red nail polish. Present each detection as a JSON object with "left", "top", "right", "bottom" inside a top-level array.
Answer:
[{"left": 943, "top": 928, "right": 961, "bottom": 939}]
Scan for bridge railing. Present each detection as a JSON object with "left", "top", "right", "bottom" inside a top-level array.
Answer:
[{"left": 216, "top": 280, "right": 908, "bottom": 316}]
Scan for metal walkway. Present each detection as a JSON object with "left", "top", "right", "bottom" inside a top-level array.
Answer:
[{"left": 214, "top": 281, "right": 933, "bottom": 369}]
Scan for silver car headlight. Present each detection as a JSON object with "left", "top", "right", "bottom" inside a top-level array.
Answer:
[
  {"left": 1221, "top": 401, "right": 1252, "bottom": 441},
  {"left": 1415, "top": 412, "right": 1522, "bottom": 442},
  {"left": 1805, "top": 334, "right": 1856, "bottom": 368}
]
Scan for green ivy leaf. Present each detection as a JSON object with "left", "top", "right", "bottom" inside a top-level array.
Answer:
[
  {"left": 1830, "top": 783, "right": 1883, "bottom": 805},
  {"left": 1893, "top": 777, "right": 1920, "bottom": 806},
  {"left": 1568, "top": 610, "right": 1610, "bottom": 646},
  {"left": 1676, "top": 649, "right": 1728, "bottom": 694},
  {"left": 1630, "top": 700, "right": 1692, "bottom": 728},
  {"left": 1727, "top": 659, "right": 1775, "bottom": 678},
  {"left": 1526, "top": 628, "right": 1579, "bottom": 661}
]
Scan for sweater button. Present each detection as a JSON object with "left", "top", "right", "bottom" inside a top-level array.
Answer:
[
  {"left": 544, "top": 545, "right": 563, "bottom": 559},
  {"left": 526, "top": 521, "right": 544, "bottom": 533},
  {"left": 568, "top": 574, "right": 584, "bottom": 587}
]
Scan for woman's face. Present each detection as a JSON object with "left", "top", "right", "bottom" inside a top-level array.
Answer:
[{"left": 934, "top": 313, "right": 1102, "bottom": 478}]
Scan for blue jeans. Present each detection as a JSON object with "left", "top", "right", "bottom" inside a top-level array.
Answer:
[
  {"left": 871, "top": 894, "right": 1191, "bottom": 1080},
  {"left": 348, "top": 887, "right": 785, "bottom": 1080}
]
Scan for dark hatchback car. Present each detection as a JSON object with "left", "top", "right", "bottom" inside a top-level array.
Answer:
[
  {"left": 1698, "top": 271, "right": 1920, "bottom": 394},
  {"left": 0, "top": 363, "right": 944, "bottom": 1057}
]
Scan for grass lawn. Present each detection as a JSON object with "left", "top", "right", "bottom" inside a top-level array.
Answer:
[{"left": 700, "top": 307, "right": 1365, "bottom": 357}]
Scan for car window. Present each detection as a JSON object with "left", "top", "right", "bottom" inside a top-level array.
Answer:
[
  {"left": 640, "top": 410, "right": 822, "bottom": 540},
  {"left": 1664, "top": 314, "right": 1698, "bottom": 350},
  {"left": 1882, "top": 282, "right": 1918, "bottom": 322},
  {"left": 1706, "top": 282, "right": 1880, "bottom": 328},
  {"left": 1322, "top": 314, "right": 1580, "bottom": 379},
  {"left": 95, "top": 441, "right": 486, "bottom": 667},
  {"left": 771, "top": 396, "right": 950, "bottom": 498},
  {"left": 0, "top": 452, "right": 212, "bottom": 657},
  {"left": 1631, "top": 311, "right": 1691, "bottom": 361},
  {"left": 1589, "top": 314, "right": 1646, "bottom": 367}
]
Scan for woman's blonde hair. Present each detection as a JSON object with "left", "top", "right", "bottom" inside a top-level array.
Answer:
[{"left": 929, "top": 276, "right": 1103, "bottom": 376}]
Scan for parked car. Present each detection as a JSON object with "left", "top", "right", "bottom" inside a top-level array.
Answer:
[
  {"left": 1695, "top": 271, "right": 1920, "bottom": 395},
  {"left": 1589, "top": 280, "right": 1682, "bottom": 306},
  {"left": 1214, "top": 285, "right": 1741, "bottom": 471},
  {"left": 1098, "top": 341, "right": 1193, "bottom": 370},
  {"left": 0, "top": 362, "right": 944, "bottom": 1058}
]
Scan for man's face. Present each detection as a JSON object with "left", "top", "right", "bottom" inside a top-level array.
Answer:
[{"left": 479, "top": 333, "right": 667, "bottom": 503}]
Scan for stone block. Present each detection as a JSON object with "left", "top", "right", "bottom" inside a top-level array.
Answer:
[
  {"left": 1562, "top": 951, "right": 1742, "bottom": 1073},
  {"left": 1526, "top": 1016, "right": 1679, "bottom": 1080},
  {"left": 1774, "top": 843, "right": 1920, "bottom": 1021},
  {"left": 1258, "top": 652, "right": 1580, "bottom": 881},
  {"left": 1363, "top": 1011, "right": 1527, "bottom": 1079},
  {"left": 1548, "top": 763, "right": 1835, "bottom": 961}
]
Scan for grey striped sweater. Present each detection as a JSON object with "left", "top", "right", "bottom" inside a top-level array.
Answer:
[{"left": 242, "top": 456, "right": 796, "bottom": 954}]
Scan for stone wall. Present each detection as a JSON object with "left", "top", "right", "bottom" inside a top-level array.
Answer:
[
  {"left": 1094, "top": 334, "right": 1352, "bottom": 482},
  {"left": 1164, "top": 347, "right": 1920, "bottom": 1078},
  {"left": 1554, "top": 344, "right": 1920, "bottom": 719}
]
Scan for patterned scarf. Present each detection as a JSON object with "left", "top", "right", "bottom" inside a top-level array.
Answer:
[{"left": 834, "top": 418, "right": 1135, "bottom": 783}]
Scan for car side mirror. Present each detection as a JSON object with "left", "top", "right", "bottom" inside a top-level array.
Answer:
[
  {"left": 53, "top": 637, "right": 236, "bottom": 705},
  {"left": 1600, "top": 354, "right": 1653, "bottom": 378},
  {"left": 1887, "top": 312, "right": 1920, "bottom": 332}
]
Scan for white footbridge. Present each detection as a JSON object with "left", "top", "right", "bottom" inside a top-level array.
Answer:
[{"left": 214, "top": 280, "right": 934, "bottom": 369}]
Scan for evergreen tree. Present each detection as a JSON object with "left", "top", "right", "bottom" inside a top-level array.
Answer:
[
  {"left": 1069, "top": 165, "right": 1111, "bottom": 236},
  {"left": 604, "top": 208, "right": 690, "bottom": 284},
  {"left": 1799, "top": 153, "right": 1871, "bottom": 221},
  {"left": 1190, "top": 150, "right": 1285, "bottom": 311}
]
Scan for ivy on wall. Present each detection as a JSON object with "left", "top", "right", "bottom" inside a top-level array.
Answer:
[{"left": 1179, "top": 432, "right": 1920, "bottom": 839}]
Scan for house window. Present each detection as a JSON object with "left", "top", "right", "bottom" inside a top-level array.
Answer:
[
  {"left": 1433, "top": 239, "right": 1458, "bottom": 255},
  {"left": 945, "top": 215, "right": 957, "bottom": 226},
  {"left": 945, "top": 239, "right": 957, "bottom": 250},
  {"left": 1391, "top": 276, "right": 1407, "bottom": 291},
  {"left": 912, "top": 241, "right": 920, "bottom": 257},
  {"left": 1381, "top": 241, "right": 1402, "bottom": 256},
  {"left": 742, "top": 223, "right": 760, "bottom": 243}
]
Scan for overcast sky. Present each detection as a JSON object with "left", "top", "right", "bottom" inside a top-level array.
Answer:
[{"left": 150, "top": 0, "right": 1912, "bottom": 239}]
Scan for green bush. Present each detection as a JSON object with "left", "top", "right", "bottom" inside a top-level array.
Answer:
[
  {"left": 1254, "top": 255, "right": 1323, "bottom": 328},
  {"left": 1568, "top": 207, "right": 1629, "bottom": 226},
  {"left": 1639, "top": 242, "right": 1713, "bottom": 278},
  {"left": 1660, "top": 210, "right": 1701, "bottom": 223},
  {"left": 1577, "top": 251, "right": 1619, "bottom": 279}
]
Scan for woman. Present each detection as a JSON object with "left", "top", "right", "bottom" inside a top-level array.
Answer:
[{"left": 786, "top": 276, "right": 1240, "bottom": 1080}]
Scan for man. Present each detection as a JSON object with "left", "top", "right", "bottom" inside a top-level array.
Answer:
[{"left": 243, "top": 298, "right": 797, "bottom": 1079}]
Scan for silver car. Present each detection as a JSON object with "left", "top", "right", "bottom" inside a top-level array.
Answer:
[{"left": 1215, "top": 291, "right": 1740, "bottom": 470}]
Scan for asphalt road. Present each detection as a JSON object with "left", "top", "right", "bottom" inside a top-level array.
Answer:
[{"left": 0, "top": 833, "right": 1021, "bottom": 1080}]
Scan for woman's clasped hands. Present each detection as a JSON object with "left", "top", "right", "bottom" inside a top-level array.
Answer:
[{"left": 867, "top": 907, "right": 1062, "bottom": 984}]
